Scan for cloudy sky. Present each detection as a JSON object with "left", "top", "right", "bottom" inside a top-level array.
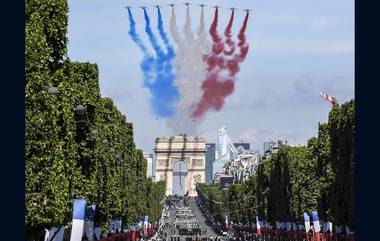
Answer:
[{"left": 67, "top": 0, "right": 354, "bottom": 154}]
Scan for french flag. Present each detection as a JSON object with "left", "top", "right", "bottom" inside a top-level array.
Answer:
[
  {"left": 143, "top": 216, "right": 149, "bottom": 234},
  {"left": 312, "top": 211, "right": 321, "bottom": 241},
  {"left": 224, "top": 215, "right": 229, "bottom": 230},
  {"left": 70, "top": 199, "right": 86, "bottom": 241},
  {"left": 256, "top": 216, "right": 261, "bottom": 236}
]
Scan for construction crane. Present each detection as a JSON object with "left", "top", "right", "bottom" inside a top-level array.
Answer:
[{"left": 320, "top": 92, "right": 338, "bottom": 108}]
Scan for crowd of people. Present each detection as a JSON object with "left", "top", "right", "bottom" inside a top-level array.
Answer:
[{"left": 150, "top": 195, "right": 223, "bottom": 241}]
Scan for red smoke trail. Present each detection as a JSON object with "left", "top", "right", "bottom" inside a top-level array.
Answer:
[
  {"left": 226, "top": 12, "right": 250, "bottom": 76},
  {"left": 205, "top": 8, "right": 224, "bottom": 71},
  {"left": 192, "top": 11, "right": 250, "bottom": 119},
  {"left": 223, "top": 10, "right": 235, "bottom": 56}
]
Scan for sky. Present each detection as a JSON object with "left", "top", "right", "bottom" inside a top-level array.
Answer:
[{"left": 67, "top": 0, "right": 354, "bottom": 154}]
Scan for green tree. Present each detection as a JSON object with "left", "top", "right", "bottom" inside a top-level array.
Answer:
[
  {"left": 25, "top": 1, "right": 165, "bottom": 238},
  {"left": 329, "top": 100, "right": 355, "bottom": 227}
]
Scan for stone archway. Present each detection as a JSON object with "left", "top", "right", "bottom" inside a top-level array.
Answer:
[
  {"left": 172, "top": 160, "right": 189, "bottom": 196},
  {"left": 154, "top": 135, "right": 206, "bottom": 197}
]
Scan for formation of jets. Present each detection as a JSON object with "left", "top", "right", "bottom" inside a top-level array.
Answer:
[{"left": 124, "top": 3, "right": 253, "bottom": 12}]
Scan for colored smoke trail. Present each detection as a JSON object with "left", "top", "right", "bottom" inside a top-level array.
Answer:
[
  {"left": 167, "top": 6, "right": 210, "bottom": 135},
  {"left": 127, "top": 8, "right": 148, "bottom": 53},
  {"left": 184, "top": 6, "right": 194, "bottom": 44},
  {"left": 209, "top": 8, "right": 224, "bottom": 57},
  {"left": 127, "top": 8, "right": 156, "bottom": 113},
  {"left": 170, "top": 7, "right": 182, "bottom": 45},
  {"left": 223, "top": 10, "right": 236, "bottom": 56},
  {"left": 142, "top": 9, "right": 178, "bottom": 118},
  {"left": 192, "top": 11, "right": 250, "bottom": 119},
  {"left": 196, "top": 7, "right": 211, "bottom": 53},
  {"left": 205, "top": 8, "right": 225, "bottom": 72},
  {"left": 226, "top": 12, "right": 250, "bottom": 76},
  {"left": 157, "top": 8, "right": 171, "bottom": 49}
]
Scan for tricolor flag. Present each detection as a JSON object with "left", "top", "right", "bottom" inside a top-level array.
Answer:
[
  {"left": 84, "top": 205, "right": 96, "bottom": 240},
  {"left": 70, "top": 199, "right": 86, "bottom": 241},
  {"left": 224, "top": 215, "right": 229, "bottom": 230},
  {"left": 94, "top": 227, "right": 101, "bottom": 240},
  {"left": 143, "top": 216, "right": 149, "bottom": 233},
  {"left": 312, "top": 211, "right": 321, "bottom": 232},
  {"left": 45, "top": 226, "right": 64, "bottom": 241},
  {"left": 114, "top": 216, "right": 122, "bottom": 233},
  {"left": 286, "top": 221, "right": 292, "bottom": 231},
  {"left": 326, "top": 222, "right": 333, "bottom": 232},
  {"left": 276, "top": 221, "right": 280, "bottom": 230},
  {"left": 256, "top": 216, "right": 261, "bottom": 236},
  {"left": 312, "top": 211, "right": 321, "bottom": 241},
  {"left": 303, "top": 212, "right": 311, "bottom": 232}
]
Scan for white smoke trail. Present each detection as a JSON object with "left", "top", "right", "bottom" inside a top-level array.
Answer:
[
  {"left": 166, "top": 6, "right": 211, "bottom": 136},
  {"left": 170, "top": 7, "right": 182, "bottom": 45}
]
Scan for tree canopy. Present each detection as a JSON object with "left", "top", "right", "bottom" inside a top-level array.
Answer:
[
  {"left": 25, "top": 0, "right": 165, "bottom": 238},
  {"left": 197, "top": 100, "right": 355, "bottom": 228}
]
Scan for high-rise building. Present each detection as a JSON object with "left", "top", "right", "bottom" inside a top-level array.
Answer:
[
  {"left": 205, "top": 143, "right": 216, "bottom": 184},
  {"left": 144, "top": 153, "right": 154, "bottom": 179},
  {"left": 263, "top": 140, "right": 288, "bottom": 160},
  {"left": 263, "top": 141, "right": 276, "bottom": 154}
]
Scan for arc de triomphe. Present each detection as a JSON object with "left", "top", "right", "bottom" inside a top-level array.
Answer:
[{"left": 154, "top": 135, "right": 206, "bottom": 197}]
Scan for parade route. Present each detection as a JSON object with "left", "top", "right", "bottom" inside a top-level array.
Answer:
[{"left": 154, "top": 196, "right": 228, "bottom": 241}]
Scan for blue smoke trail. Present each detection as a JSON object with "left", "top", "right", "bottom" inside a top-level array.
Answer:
[
  {"left": 157, "top": 8, "right": 172, "bottom": 50},
  {"left": 127, "top": 8, "right": 178, "bottom": 117},
  {"left": 143, "top": 9, "right": 179, "bottom": 117}
]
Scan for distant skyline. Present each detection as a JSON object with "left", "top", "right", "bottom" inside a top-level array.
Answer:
[{"left": 67, "top": 0, "right": 354, "bottom": 154}]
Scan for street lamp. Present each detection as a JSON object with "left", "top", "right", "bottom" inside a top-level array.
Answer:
[
  {"left": 90, "top": 129, "right": 98, "bottom": 136},
  {"left": 74, "top": 104, "right": 86, "bottom": 115},
  {"left": 47, "top": 87, "right": 59, "bottom": 96}
]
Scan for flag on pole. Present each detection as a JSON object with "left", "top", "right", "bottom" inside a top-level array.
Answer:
[
  {"left": 144, "top": 216, "right": 149, "bottom": 233},
  {"left": 312, "top": 211, "right": 321, "bottom": 232},
  {"left": 275, "top": 221, "right": 279, "bottom": 229},
  {"left": 256, "top": 216, "right": 261, "bottom": 236},
  {"left": 312, "top": 211, "right": 321, "bottom": 241},
  {"left": 94, "top": 227, "right": 101, "bottom": 240},
  {"left": 303, "top": 212, "right": 311, "bottom": 231},
  {"left": 84, "top": 205, "right": 96, "bottom": 240},
  {"left": 224, "top": 215, "right": 229, "bottom": 230},
  {"left": 70, "top": 199, "right": 86, "bottom": 241},
  {"left": 286, "top": 221, "right": 292, "bottom": 231}
]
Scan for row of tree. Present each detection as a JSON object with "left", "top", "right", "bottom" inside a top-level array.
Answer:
[
  {"left": 25, "top": 0, "right": 165, "bottom": 239},
  {"left": 197, "top": 99, "right": 355, "bottom": 229}
]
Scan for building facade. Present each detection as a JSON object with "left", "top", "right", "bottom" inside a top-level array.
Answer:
[
  {"left": 224, "top": 152, "right": 261, "bottom": 183},
  {"left": 233, "top": 143, "right": 251, "bottom": 151},
  {"left": 205, "top": 143, "right": 216, "bottom": 184},
  {"left": 263, "top": 140, "right": 288, "bottom": 160},
  {"left": 144, "top": 153, "right": 154, "bottom": 179},
  {"left": 154, "top": 135, "right": 206, "bottom": 197}
]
